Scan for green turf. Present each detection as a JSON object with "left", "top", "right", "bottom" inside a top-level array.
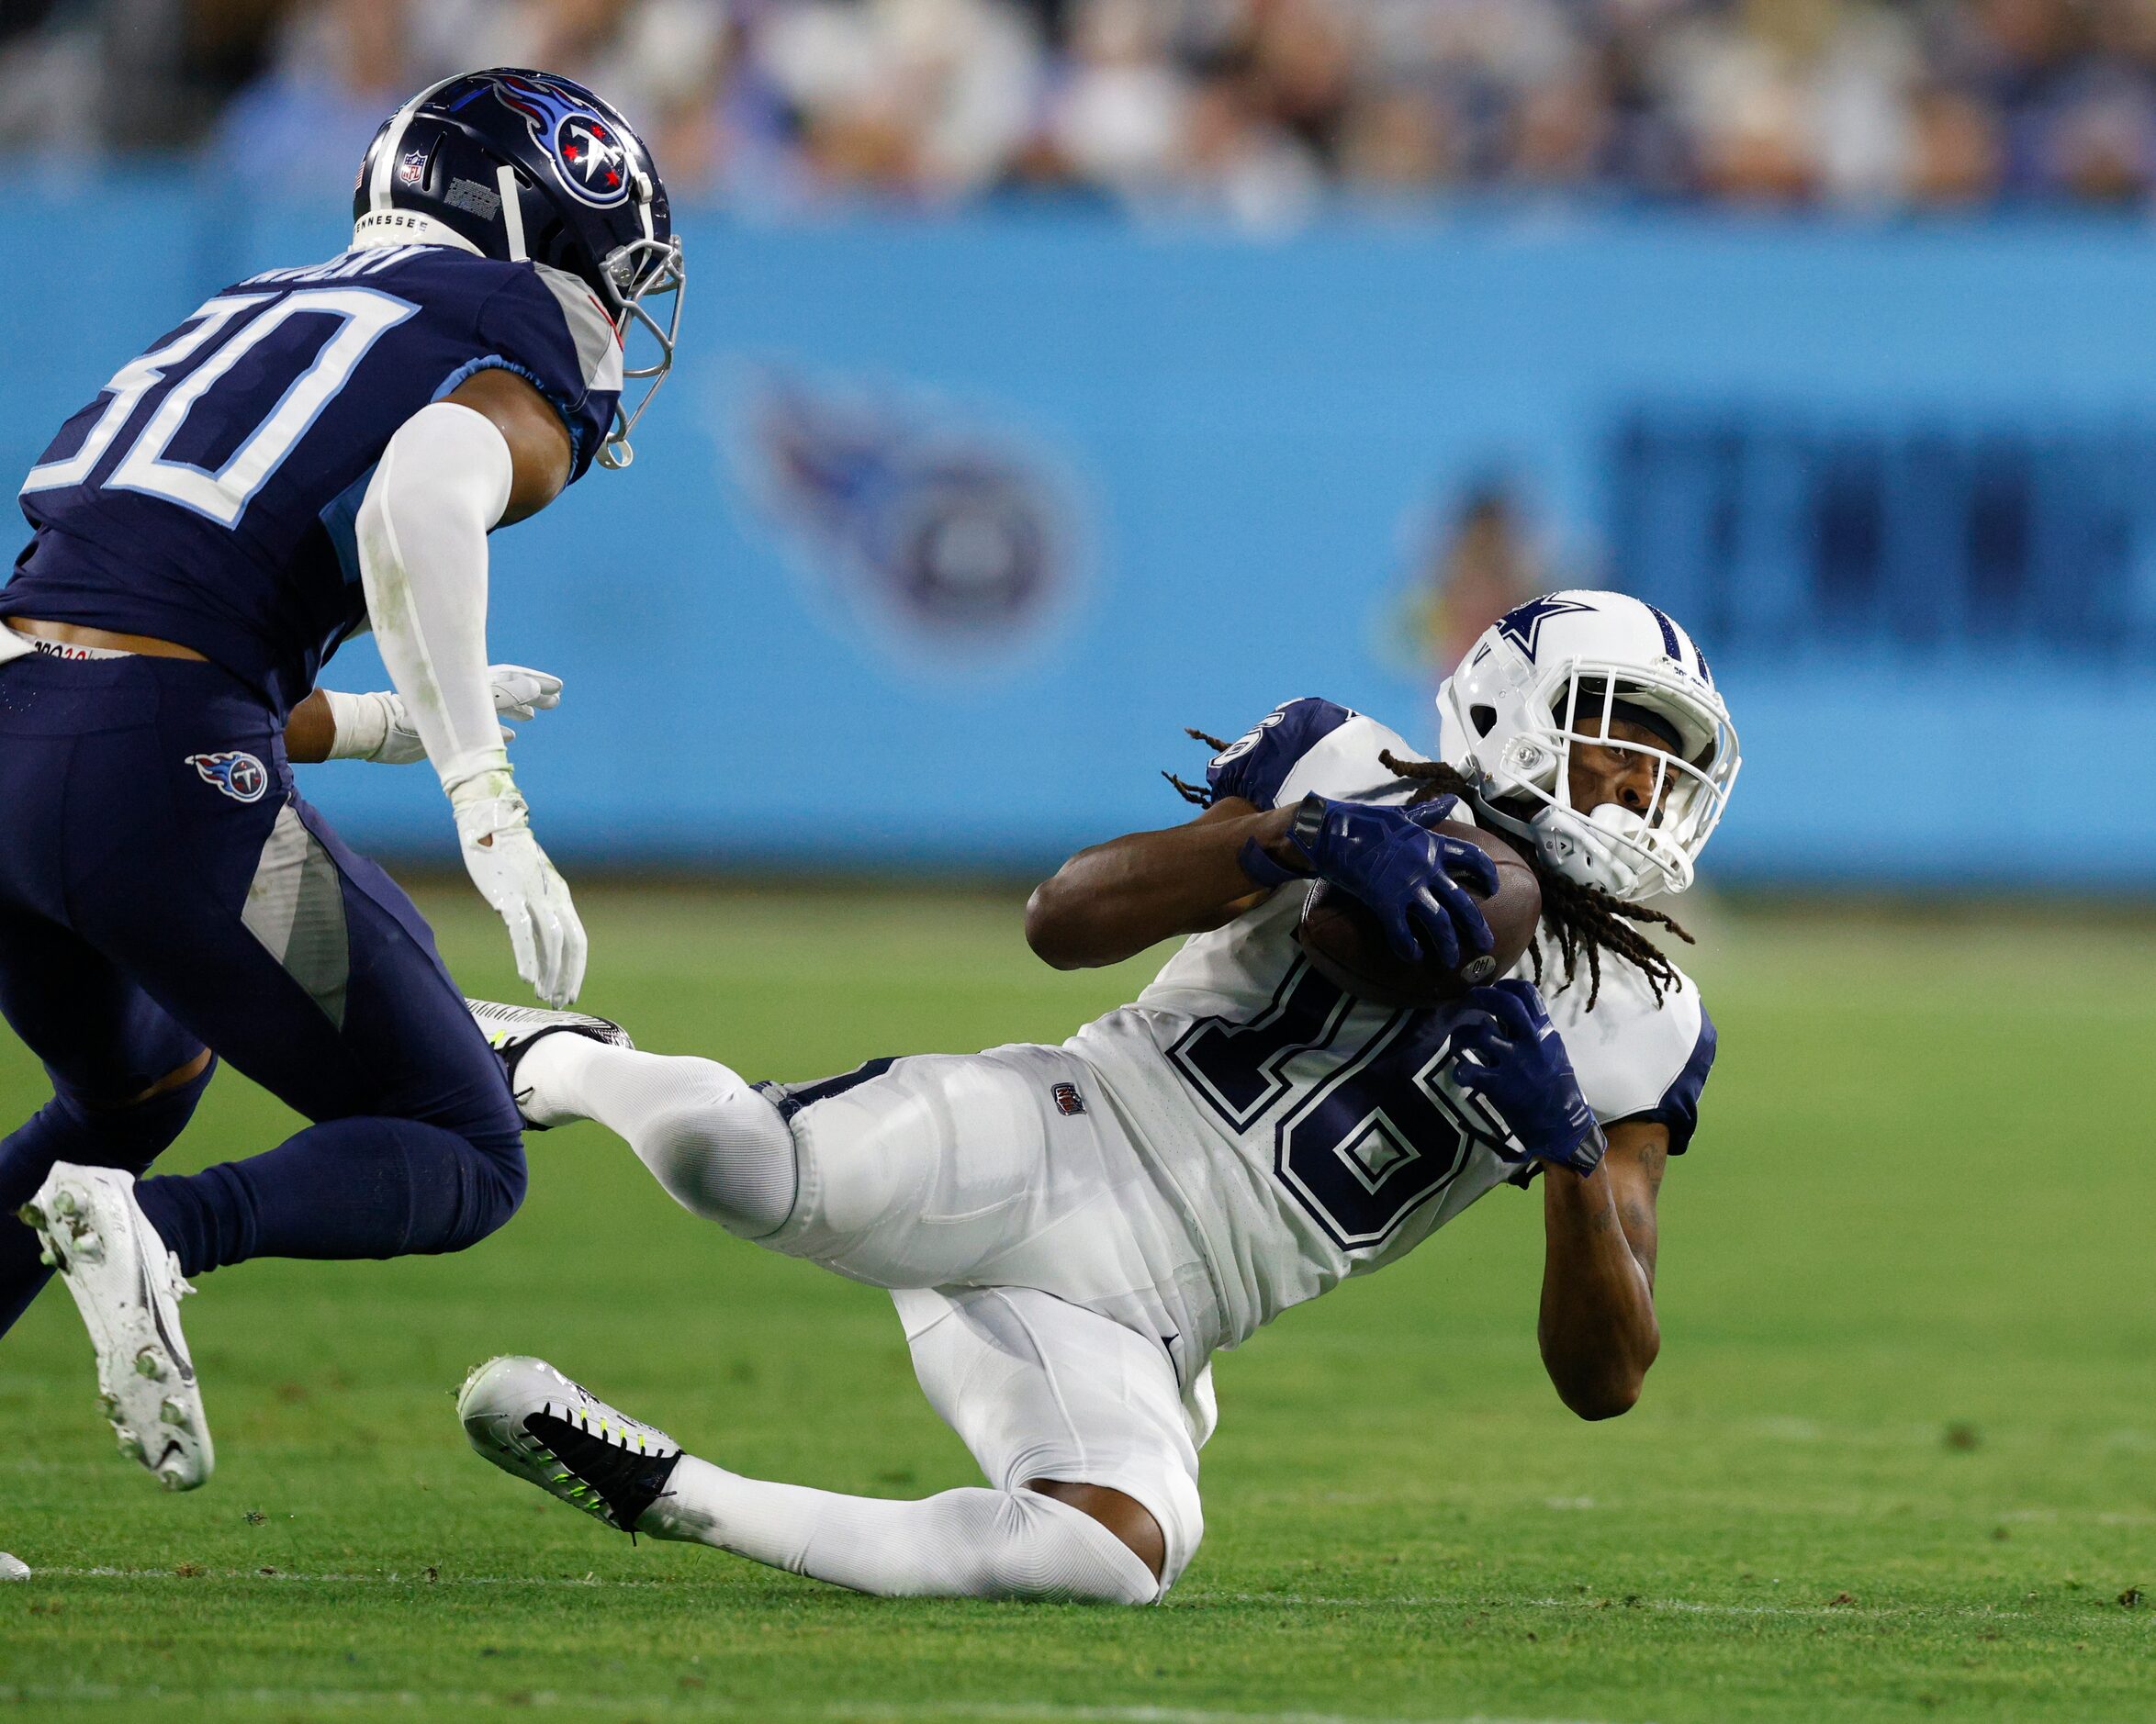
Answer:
[{"left": 0, "top": 885, "right": 2150, "bottom": 1724}]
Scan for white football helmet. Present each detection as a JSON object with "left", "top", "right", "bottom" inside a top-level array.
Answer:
[{"left": 1436, "top": 590, "right": 1739, "bottom": 901}]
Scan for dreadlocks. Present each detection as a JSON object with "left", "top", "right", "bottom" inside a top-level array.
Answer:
[
  {"left": 1162, "top": 728, "right": 1692, "bottom": 1010},
  {"left": 1162, "top": 728, "right": 1234, "bottom": 807}
]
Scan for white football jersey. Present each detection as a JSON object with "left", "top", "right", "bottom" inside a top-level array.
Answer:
[{"left": 1065, "top": 698, "right": 1714, "bottom": 1361}]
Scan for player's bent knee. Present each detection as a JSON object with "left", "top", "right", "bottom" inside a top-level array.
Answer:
[
  {"left": 411, "top": 1125, "right": 527, "bottom": 1256},
  {"left": 1001, "top": 1488, "right": 1162, "bottom": 1606},
  {"left": 477, "top": 1126, "right": 529, "bottom": 1220},
  {"left": 59, "top": 1044, "right": 214, "bottom": 1117},
  {"left": 7, "top": 1051, "right": 220, "bottom": 1189},
  {"left": 632, "top": 1091, "right": 797, "bottom": 1238},
  {"left": 636, "top": 1108, "right": 747, "bottom": 1222},
  {"left": 127, "top": 1047, "right": 215, "bottom": 1106},
  {"left": 1025, "top": 1480, "right": 1167, "bottom": 1589}
]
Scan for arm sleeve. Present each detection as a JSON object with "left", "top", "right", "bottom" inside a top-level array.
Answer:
[{"left": 356, "top": 401, "right": 513, "bottom": 798}]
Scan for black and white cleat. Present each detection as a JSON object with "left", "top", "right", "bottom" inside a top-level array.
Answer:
[
  {"left": 465, "top": 999, "right": 632, "bottom": 1130},
  {"left": 20, "top": 1162, "right": 212, "bottom": 1492},
  {"left": 457, "top": 1355, "right": 681, "bottom": 1534}
]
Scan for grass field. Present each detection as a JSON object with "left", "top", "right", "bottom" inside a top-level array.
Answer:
[{"left": 0, "top": 883, "right": 2150, "bottom": 1724}]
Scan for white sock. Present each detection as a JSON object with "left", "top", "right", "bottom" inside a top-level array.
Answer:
[
  {"left": 641, "top": 1455, "right": 1159, "bottom": 1605},
  {"left": 521, "top": 1039, "right": 798, "bottom": 1237}
]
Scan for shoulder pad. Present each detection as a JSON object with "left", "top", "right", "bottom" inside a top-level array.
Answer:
[
  {"left": 1544, "top": 956, "right": 1715, "bottom": 1154},
  {"left": 1204, "top": 699, "right": 1353, "bottom": 809},
  {"left": 1276, "top": 711, "right": 1428, "bottom": 809},
  {"left": 529, "top": 263, "right": 625, "bottom": 397},
  {"left": 468, "top": 263, "right": 624, "bottom": 480},
  {"left": 1208, "top": 697, "right": 1430, "bottom": 811}
]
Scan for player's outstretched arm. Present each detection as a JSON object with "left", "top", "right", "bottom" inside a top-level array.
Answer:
[
  {"left": 1024, "top": 796, "right": 1303, "bottom": 969},
  {"left": 1535, "top": 1120, "right": 1666, "bottom": 1420},
  {"left": 356, "top": 370, "right": 587, "bottom": 1004},
  {"left": 283, "top": 666, "right": 564, "bottom": 766}
]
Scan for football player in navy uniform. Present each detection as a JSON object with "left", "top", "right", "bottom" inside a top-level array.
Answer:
[{"left": 0, "top": 70, "right": 683, "bottom": 1492}]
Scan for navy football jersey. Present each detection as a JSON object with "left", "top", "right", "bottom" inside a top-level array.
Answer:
[{"left": 5, "top": 242, "right": 622, "bottom": 717}]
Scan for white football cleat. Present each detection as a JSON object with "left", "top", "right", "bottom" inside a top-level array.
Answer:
[
  {"left": 465, "top": 999, "right": 632, "bottom": 1130},
  {"left": 458, "top": 1354, "right": 682, "bottom": 1533},
  {"left": 20, "top": 1162, "right": 212, "bottom": 1492}
]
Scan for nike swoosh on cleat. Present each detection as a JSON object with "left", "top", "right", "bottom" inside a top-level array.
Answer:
[{"left": 137, "top": 1257, "right": 193, "bottom": 1383}]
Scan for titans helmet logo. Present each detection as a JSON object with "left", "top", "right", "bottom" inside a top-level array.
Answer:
[{"left": 488, "top": 73, "right": 631, "bottom": 208}]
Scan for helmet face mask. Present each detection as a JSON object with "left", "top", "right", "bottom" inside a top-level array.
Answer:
[
  {"left": 1438, "top": 593, "right": 1741, "bottom": 901},
  {"left": 353, "top": 69, "right": 684, "bottom": 469},
  {"left": 595, "top": 231, "right": 684, "bottom": 469}
]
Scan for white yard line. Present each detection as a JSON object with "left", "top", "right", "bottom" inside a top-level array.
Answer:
[
  {"left": 1218, "top": 1593, "right": 2046, "bottom": 1622},
  {"left": 947, "top": 1711, "right": 1611, "bottom": 1724},
  {"left": 0, "top": 1691, "right": 1605, "bottom": 1724},
  {"left": 28, "top": 1563, "right": 668, "bottom": 1588},
  {"left": 1548, "top": 1598, "right": 2028, "bottom": 1622}
]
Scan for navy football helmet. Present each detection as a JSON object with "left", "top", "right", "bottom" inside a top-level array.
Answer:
[{"left": 354, "top": 69, "right": 684, "bottom": 469}]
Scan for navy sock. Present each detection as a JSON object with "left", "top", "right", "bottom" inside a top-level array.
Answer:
[
  {"left": 135, "top": 1115, "right": 526, "bottom": 1278},
  {"left": 0, "top": 1059, "right": 217, "bottom": 1336}
]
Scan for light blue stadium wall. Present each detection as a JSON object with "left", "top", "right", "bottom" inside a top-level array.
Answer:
[{"left": 9, "top": 184, "right": 2156, "bottom": 886}]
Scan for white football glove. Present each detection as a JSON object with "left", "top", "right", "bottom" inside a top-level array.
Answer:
[
  {"left": 452, "top": 781, "right": 587, "bottom": 1007},
  {"left": 322, "top": 666, "right": 564, "bottom": 765}
]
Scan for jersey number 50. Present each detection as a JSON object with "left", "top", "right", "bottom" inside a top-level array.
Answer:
[{"left": 22, "top": 287, "right": 417, "bottom": 530}]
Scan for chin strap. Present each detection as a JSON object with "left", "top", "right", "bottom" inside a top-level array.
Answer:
[{"left": 1531, "top": 802, "right": 1681, "bottom": 901}]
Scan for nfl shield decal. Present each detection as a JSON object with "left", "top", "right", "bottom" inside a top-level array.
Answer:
[{"left": 186, "top": 751, "right": 270, "bottom": 804}]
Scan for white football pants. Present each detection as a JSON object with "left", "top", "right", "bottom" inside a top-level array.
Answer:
[{"left": 522, "top": 1035, "right": 1210, "bottom": 1593}]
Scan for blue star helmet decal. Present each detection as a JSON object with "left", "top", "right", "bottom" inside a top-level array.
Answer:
[{"left": 1495, "top": 594, "right": 1596, "bottom": 662}]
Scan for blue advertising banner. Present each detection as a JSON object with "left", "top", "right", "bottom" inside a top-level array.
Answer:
[{"left": 8, "top": 187, "right": 2156, "bottom": 885}]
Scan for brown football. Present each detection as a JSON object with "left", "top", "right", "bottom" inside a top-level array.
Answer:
[{"left": 1295, "top": 819, "right": 1542, "bottom": 1009}]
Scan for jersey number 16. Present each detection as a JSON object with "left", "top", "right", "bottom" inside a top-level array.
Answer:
[{"left": 1170, "top": 963, "right": 1518, "bottom": 1251}]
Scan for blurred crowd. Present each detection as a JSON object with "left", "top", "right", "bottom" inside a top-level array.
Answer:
[{"left": 10, "top": 0, "right": 2156, "bottom": 219}]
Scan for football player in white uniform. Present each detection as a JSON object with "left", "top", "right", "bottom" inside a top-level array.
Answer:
[{"left": 456, "top": 589, "right": 1735, "bottom": 1606}]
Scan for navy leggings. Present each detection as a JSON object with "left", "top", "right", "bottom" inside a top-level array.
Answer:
[{"left": 0, "top": 650, "right": 524, "bottom": 1336}]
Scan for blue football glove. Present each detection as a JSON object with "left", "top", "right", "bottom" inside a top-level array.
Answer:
[
  {"left": 1275, "top": 793, "right": 1498, "bottom": 969},
  {"left": 1449, "top": 980, "right": 1607, "bottom": 1177}
]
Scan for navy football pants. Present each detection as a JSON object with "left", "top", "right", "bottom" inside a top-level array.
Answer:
[{"left": 0, "top": 651, "right": 524, "bottom": 1337}]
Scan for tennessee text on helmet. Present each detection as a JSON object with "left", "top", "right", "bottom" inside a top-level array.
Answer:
[
  {"left": 1434, "top": 591, "right": 1741, "bottom": 902},
  {"left": 352, "top": 68, "right": 683, "bottom": 469}
]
